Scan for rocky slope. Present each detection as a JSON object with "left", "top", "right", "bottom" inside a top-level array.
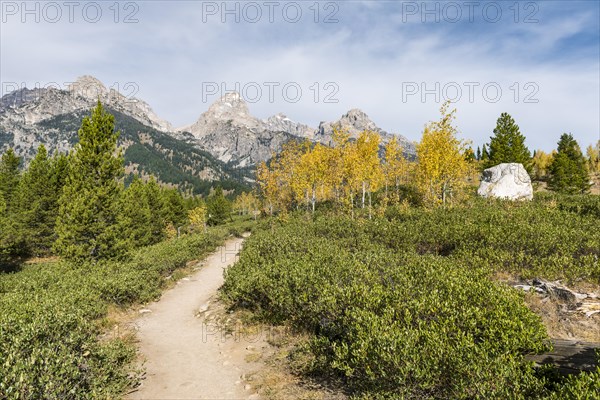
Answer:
[
  {"left": 177, "top": 92, "right": 299, "bottom": 168},
  {"left": 0, "top": 77, "right": 249, "bottom": 195},
  {"left": 1, "top": 75, "right": 416, "bottom": 179},
  {"left": 181, "top": 94, "right": 416, "bottom": 166}
]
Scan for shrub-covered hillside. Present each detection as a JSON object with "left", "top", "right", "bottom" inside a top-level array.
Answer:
[{"left": 223, "top": 195, "right": 600, "bottom": 398}]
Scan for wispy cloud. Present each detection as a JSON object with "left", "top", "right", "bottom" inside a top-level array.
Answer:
[{"left": 1, "top": 0, "right": 598, "bottom": 151}]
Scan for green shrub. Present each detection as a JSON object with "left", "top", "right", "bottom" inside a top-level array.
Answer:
[
  {"left": 0, "top": 225, "right": 239, "bottom": 399},
  {"left": 223, "top": 197, "right": 599, "bottom": 397},
  {"left": 223, "top": 218, "right": 553, "bottom": 397}
]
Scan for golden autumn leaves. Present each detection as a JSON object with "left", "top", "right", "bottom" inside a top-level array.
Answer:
[
  {"left": 256, "top": 102, "right": 476, "bottom": 216},
  {"left": 416, "top": 103, "right": 474, "bottom": 205}
]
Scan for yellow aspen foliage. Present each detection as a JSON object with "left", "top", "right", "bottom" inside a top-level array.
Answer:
[
  {"left": 328, "top": 129, "right": 351, "bottom": 204},
  {"left": 586, "top": 141, "right": 600, "bottom": 174},
  {"left": 188, "top": 203, "right": 207, "bottom": 232},
  {"left": 233, "top": 192, "right": 260, "bottom": 217},
  {"left": 276, "top": 140, "right": 309, "bottom": 210},
  {"left": 384, "top": 137, "right": 409, "bottom": 201},
  {"left": 256, "top": 161, "right": 278, "bottom": 215},
  {"left": 416, "top": 102, "right": 472, "bottom": 206},
  {"left": 254, "top": 128, "right": 412, "bottom": 216},
  {"left": 355, "top": 131, "right": 384, "bottom": 216},
  {"left": 531, "top": 150, "right": 555, "bottom": 181},
  {"left": 164, "top": 222, "right": 178, "bottom": 239},
  {"left": 295, "top": 143, "right": 331, "bottom": 212}
]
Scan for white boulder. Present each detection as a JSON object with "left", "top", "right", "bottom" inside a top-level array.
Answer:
[{"left": 477, "top": 163, "right": 533, "bottom": 201}]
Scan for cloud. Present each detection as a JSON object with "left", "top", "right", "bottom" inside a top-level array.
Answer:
[{"left": 1, "top": 0, "right": 598, "bottom": 151}]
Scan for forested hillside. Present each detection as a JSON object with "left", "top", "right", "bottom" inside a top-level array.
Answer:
[{"left": 36, "top": 108, "right": 251, "bottom": 195}]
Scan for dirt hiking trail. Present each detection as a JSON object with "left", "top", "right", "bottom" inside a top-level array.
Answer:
[{"left": 127, "top": 236, "right": 260, "bottom": 400}]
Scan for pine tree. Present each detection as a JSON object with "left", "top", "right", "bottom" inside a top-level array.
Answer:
[
  {"left": 161, "top": 188, "right": 187, "bottom": 228},
  {"left": 118, "top": 177, "right": 153, "bottom": 249},
  {"left": 54, "top": 101, "right": 125, "bottom": 260},
  {"left": 145, "top": 178, "right": 167, "bottom": 241},
  {"left": 481, "top": 144, "right": 489, "bottom": 162},
  {"left": 207, "top": 186, "right": 231, "bottom": 225},
  {"left": 548, "top": 134, "right": 590, "bottom": 194},
  {"left": 14, "top": 145, "right": 61, "bottom": 256},
  {"left": 476, "top": 146, "right": 482, "bottom": 161},
  {"left": 0, "top": 148, "right": 21, "bottom": 212},
  {"left": 0, "top": 149, "right": 22, "bottom": 259},
  {"left": 0, "top": 191, "right": 9, "bottom": 261},
  {"left": 486, "top": 113, "right": 531, "bottom": 170}
]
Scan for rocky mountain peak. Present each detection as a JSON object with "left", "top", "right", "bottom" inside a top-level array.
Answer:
[
  {"left": 264, "top": 113, "right": 315, "bottom": 139},
  {"left": 68, "top": 75, "right": 109, "bottom": 100},
  {"left": 204, "top": 92, "right": 251, "bottom": 120},
  {"left": 316, "top": 108, "right": 416, "bottom": 157},
  {"left": 317, "top": 108, "right": 380, "bottom": 139},
  {"left": 339, "top": 108, "right": 379, "bottom": 132},
  {"left": 267, "top": 113, "right": 289, "bottom": 122},
  {"left": 0, "top": 87, "right": 44, "bottom": 111},
  {"left": 0, "top": 75, "right": 173, "bottom": 137}
]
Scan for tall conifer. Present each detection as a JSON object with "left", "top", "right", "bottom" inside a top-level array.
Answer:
[{"left": 55, "top": 101, "right": 124, "bottom": 260}]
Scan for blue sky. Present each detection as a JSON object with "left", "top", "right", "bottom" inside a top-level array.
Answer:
[{"left": 1, "top": 0, "right": 599, "bottom": 152}]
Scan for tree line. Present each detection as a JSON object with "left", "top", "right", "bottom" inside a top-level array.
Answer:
[
  {"left": 0, "top": 101, "right": 232, "bottom": 264},
  {"left": 475, "top": 112, "right": 596, "bottom": 194},
  {"left": 256, "top": 104, "right": 597, "bottom": 216}
]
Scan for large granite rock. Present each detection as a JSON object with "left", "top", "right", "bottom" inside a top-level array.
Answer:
[{"left": 477, "top": 163, "right": 533, "bottom": 201}]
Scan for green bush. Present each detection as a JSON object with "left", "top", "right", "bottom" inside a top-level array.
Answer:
[
  {"left": 0, "top": 228, "right": 232, "bottom": 399},
  {"left": 223, "top": 196, "right": 600, "bottom": 398}
]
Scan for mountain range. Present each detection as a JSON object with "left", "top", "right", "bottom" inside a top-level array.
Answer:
[{"left": 0, "top": 75, "right": 416, "bottom": 193}]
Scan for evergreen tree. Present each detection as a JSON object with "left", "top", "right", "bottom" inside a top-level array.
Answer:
[
  {"left": 54, "top": 101, "right": 125, "bottom": 260},
  {"left": 118, "top": 177, "right": 153, "bottom": 249},
  {"left": 161, "top": 188, "right": 187, "bottom": 228},
  {"left": 0, "top": 149, "right": 21, "bottom": 259},
  {"left": 486, "top": 113, "right": 531, "bottom": 170},
  {"left": 145, "top": 178, "right": 167, "bottom": 242},
  {"left": 0, "top": 148, "right": 21, "bottom": 211},
  {"left": 207, "top": 186, "right": 232, "bottom": 225},
  {"left": 14, "top": 145, "right": 61, "bottom": 256},
  {"left": 476, "top": 146, "right": 481, "bottom": 161},
  {"left": 0, "top": 191, "right": 9, "bottom": 261},
  {"left": 50, "top": 152, "right": 70, "bottom": 191},
  {"left": 548, "top": 134, "right": 590, "bottom": 194},
  {"left": 481, "top": 144, "right": 489, "bottom": 162}
]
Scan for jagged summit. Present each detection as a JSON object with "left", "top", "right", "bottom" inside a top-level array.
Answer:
[
  {"left": 1, "top": 77, "right": 416, "bottom": 169},
  {"left": 0, "top": 75, "right": 173, "bottom": 149},
  {"left": 0, "top": 87, "right": 44, "bottom": 111},
  {"left": 218, "top": 91, "right": 243, "bottom": 105},
  {"left": 178, "top": 93, "right": 294, "bottom": 167},
  {"left": 264, "top": 113, "right": 315, "bottom": 139},
  {"left": 317, "top": 109, "right": 416, "bottom": 157},
  {"left": 203, "top": 92, "right": 253, "bottom": 122},
  {"left": 68, "top": 75, "right": 108, "bottom": 99}
]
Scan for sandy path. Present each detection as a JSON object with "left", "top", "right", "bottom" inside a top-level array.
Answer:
[{"left": 127, "top": 237, "right": 251, "bottom": 400}]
